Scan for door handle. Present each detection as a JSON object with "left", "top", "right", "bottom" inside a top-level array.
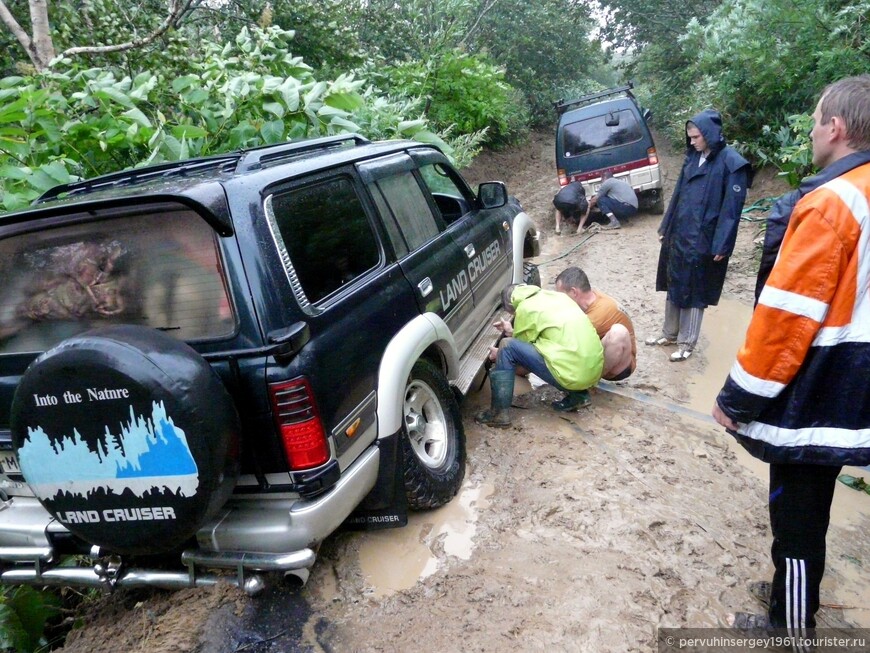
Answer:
[
  {"left": 464, "top": 244, "right": 476, "bottom": 258},
  {"left": 418, "top": 277, "right": 433, "bottom": 297}
]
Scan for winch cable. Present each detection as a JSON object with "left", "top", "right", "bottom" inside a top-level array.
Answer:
[{"left": 532, "top": 225, "right": 611, "bottom": 269}]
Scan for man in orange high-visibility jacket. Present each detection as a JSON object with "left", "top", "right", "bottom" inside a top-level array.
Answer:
[{"left": 714, "top": 75, "right": 870, "bottom": 640}]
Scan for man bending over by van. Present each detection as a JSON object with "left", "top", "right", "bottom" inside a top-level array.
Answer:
[
  {"left": 555, "top": 266, "right": 636, "bottom": 381},
  {"left": 578, "top": 171, "right": 638, "bottom": 231},
  {"left": 552, "top": 181, "right": 588, "bottom": 235}
]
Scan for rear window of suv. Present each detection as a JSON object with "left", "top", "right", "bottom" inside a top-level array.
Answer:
[
  {"left": 0, "top": 207, "right": 234, "bottom": 354},
  {"left": 562, "top": 108, "right": 643, "bottom": 157}
]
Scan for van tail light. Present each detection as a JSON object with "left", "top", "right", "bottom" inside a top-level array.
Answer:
[
  {"left": 268, "top": 378, "right": 330, "bottom": 471},
  {"left": 557, "top": 169, "right": 568, "bottom": 186},
  {"left": 647, "top": 147, "right": 659, "bottom": 165}
]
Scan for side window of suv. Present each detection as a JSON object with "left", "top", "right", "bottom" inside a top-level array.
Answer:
[
  {"left": 268, "top": 176, "right": 380, "bottom": 304},
  {"left": 418, "top": 163, "right": 474, "bottom": 225},
  {"left": 374, "top": 172, "right": 441, "bottom": 251},
  {"left": 564, "top": 109, "right": 643, "bottom": 156}
]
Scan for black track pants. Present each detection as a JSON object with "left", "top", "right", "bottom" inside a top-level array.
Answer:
[{"left": 767, "top": 462, "right": 841, "bottom": 634}]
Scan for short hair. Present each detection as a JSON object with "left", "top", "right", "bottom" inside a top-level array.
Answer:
[
  {"left": 555, "top": 267, "right": 591, "bottom": 293},
  {"left": 601, "top": 170, "right": 613, "bottom": 180},
  {"left": 501, "top": 284, "right": 521, "bottom": 313},
  {"left": 818, "top": 75, "right": 870, "bottom": 151}
]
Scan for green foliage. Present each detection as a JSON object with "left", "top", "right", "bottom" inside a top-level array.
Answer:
[
  {"left": 369, "top": 50, "right": 527, "bottom": 146},
  {"left": 599, "top": 0, "right": 719, "bottom": 50},
  {"left": 472, "top": 0, "right": 608, "bottom": 124},
  {"left": 0, "top": 586, "right": 60, "bottom": 653},
  {"left": 356, "top": 0, "right": 606, "bottom": 133},
  {"left": 606, "top": 0, "right": 869, "bottom": 174},
  {"left": 0, "top": 25, "right": 471, "bottom": 211},
  {"left": 254, "top": 0, "right": 366, "bottom": 75},
  {"left": 738, "top": 113, "right": 815, "bottom": 187}
]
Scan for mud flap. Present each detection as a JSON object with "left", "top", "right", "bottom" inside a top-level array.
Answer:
[{"left": 341, "top": 432, "right": 408, "bottom": 531}]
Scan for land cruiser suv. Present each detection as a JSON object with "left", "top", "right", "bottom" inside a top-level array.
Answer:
[
  {"left": 554, "top": 83, "right": 664, "bottom": 213},
  {"left": 0, "top": 134, "right": 540, "bottom": 593}
]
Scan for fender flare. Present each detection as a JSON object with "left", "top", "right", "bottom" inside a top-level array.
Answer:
[
  {"left": 376, "top": 314, "right": 459, "bottom": 438},
  {"left": 510, "top": 210, "right": 538, "bottom": 284}
]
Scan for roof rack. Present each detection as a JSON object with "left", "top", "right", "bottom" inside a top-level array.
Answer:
[
  {"left": 36, "top": 155, "right": 241, "bottom": 203},
  {"left": 553, "top": 82, "right": 636, "bottom": 116},
  {"left": 236, "top": 133, "right": 371, "bottom": 172},
  {"left": 36, "top": 133, "right": 373, "bottom": 204}
]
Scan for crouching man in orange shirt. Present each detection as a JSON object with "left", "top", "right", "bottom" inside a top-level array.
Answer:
[{"left": 555, "top": 266, "right": 636, "bottom": 381}]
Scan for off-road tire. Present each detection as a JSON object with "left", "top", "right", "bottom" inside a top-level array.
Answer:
[
  {"left": 523, "top": 261, "right": 541, "bottom": 286},
  {"left": 400, "top": 360, "right": 465, "bottom": 510},
  {"left": 650, "top": 194, "right": 665, "bottom": 215}
]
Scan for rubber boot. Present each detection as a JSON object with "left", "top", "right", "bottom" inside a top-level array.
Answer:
[{"left": 475, "top": 370, "right": 515, "bottom": 428}]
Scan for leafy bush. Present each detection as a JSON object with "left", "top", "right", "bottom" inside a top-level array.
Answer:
[
  {"left": 369, "top": 50, "right": 528, "bottom": 147},
  {"left": 737, "top": 113, "right": 815, "bottom": 187},
  {"left": 623, "top": 0, "right": 868, "bottom": 172},
  {"left": 0, "top": 586, "right": 60, "bottom": 653},
  {"left": 0, "top": 26, "right": 473, "bottom": 211}
]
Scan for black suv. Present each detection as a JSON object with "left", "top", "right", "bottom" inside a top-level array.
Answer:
[{"left": 0, "top": 134, "right": 539, "bottom": 593}]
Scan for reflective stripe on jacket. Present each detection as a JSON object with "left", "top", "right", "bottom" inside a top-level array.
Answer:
[{"left": 716, "top": 160, "right": 870, "bottom": 465}]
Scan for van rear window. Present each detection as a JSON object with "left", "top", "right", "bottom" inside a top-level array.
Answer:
[{"left": 562, "top": 109, "right": 644, "bottom": 157}]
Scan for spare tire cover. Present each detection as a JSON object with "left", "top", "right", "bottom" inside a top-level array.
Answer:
[{"left": 10, "top": 325, "right": 240, "bottom": 555}]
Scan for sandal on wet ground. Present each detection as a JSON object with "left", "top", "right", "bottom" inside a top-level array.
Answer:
[
  {"left": 669, "top": 347, "right": 693, "bottom": 362},
  {"left": 645, "top": 336, "right": 676, "bottom": 346}
]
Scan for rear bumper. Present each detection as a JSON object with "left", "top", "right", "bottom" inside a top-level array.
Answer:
[
  {"left": 0, "top": 444, "right": 379, "bottom": 592},
  {"left": 574, "top": 163, "right": 662, "bottom": 195}
]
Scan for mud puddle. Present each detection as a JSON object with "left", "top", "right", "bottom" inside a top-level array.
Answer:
[{"left": 348, "top": 479, "right": 494, "bottom": 598}]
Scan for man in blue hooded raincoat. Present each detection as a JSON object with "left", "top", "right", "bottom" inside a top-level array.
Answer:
[{"left": 647, "top": 110, "right": 751, "bottom": 362}]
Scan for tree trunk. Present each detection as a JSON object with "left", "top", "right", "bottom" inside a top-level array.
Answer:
[
  {"left": 29, "top": 0, "right": 56, "bottom": 68},
  {"left": 0, "top": 0, "right": 55, "bottom": 71}
]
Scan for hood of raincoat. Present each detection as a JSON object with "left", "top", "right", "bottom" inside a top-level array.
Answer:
[
  {"left": 686, "top": 109, "right": 726, "bottom": 158},
  {"left": 510, "top": 283, "right": 540, "bottom": 308}
]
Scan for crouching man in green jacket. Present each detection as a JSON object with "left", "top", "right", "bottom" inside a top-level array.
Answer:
[{"left": 475, "top": 284, "right": 604, "bottom": 429}]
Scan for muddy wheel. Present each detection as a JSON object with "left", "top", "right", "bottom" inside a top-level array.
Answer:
[
  {"left": 650, "top": 194, "right": 665, "bottom": 215},
  {"left": 400, "top": 360, "right": 465, "bottom": 510},
  {"left": 523, "top": 261, "right": 541, "bottom": 286}
]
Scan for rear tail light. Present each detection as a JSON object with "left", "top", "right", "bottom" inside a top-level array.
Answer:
[
  {"left": 268, "top": 378, "right": 330, "bottom": 471},
  {"left": 647, "top": 147, "right": 659, "bottom": 165},
  {"left": 557, "top": 169, "right": 568, "bottom": 186}
]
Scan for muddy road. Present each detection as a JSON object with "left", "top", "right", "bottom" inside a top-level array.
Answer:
[{"left": 58, "top": 132, "right": 870, "bottom": 653}]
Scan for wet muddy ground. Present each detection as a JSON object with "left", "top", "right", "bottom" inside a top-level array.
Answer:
[{"left": 57, "top": 132, "right": 870, "bottom": 653}]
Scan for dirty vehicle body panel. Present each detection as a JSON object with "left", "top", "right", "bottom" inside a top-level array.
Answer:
[
  {"left": 555, "top": 84, "right": 663, "bottom": 212},
  {"left": 0, "top": 135, "right": 539, "bottom": 592}
]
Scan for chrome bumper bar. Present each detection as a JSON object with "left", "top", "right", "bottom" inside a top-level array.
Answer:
[{"left": 0, "top": 547, "right": 317, "bottom": 594}]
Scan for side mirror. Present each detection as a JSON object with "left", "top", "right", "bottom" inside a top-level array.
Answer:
[
  {"left": 478, "top": 182, "right": 508, "bottom": 209},
  {"left": 642, "top": 108, "right": 653, "bottom": 123}
]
